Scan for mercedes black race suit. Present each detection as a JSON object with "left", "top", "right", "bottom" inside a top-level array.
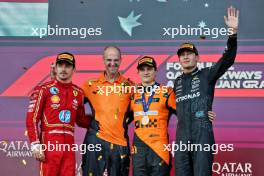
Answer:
[{"left": 174, "top": 34, "right": 237, "bottom": 176}]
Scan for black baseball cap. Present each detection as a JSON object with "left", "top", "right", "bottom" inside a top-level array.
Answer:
[
  {"left": 137, "top": 56, "right": 157, "bottom": 70},
  {"left": 56, "top": 52, "right": 75, "bottom": 66},
  {"left": 177, "top": 43, "right": 199, "bottom": 56}
]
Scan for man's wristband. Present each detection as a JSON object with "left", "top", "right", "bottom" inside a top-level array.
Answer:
[{"left": 31, "top": 142, "right": 41, "bottom": 152}]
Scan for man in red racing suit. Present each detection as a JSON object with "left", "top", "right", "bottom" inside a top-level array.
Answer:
[{"left": 26, "top": 52, "right": 90, "bottom": 176}]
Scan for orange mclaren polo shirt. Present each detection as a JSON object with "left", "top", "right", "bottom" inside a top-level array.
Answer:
[{"left": 82, "top": 72, "right": 133, "bottom": 146}]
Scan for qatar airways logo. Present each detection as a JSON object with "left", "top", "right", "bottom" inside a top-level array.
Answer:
[
  {"left": 212, "top": 162, "right": 253, "bottom": 176},
  {"left": 176, "top": 92, "right": 200, "bottom": 103},
  {"left": 0, "top": 140, "right": 31, "bottom": 158}
]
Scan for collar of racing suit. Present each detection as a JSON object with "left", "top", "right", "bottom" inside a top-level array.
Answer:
[
  {"left": 54, "top": 79, "right": 73, "bottom": 88},
  {"left": 182, "top": 67, "right": 199, "bottom": 77},
  {"left": 98, "top": 71, "right": 124, "bottom": 84}
]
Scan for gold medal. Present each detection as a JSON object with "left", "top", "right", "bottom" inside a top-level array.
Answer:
[{"left": 142, "top": 115, "right": 149, "bottom": 125}]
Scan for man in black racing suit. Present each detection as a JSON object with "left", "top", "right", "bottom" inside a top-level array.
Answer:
[{"left": 174, "top": 6, "right": 239, "bottom": 176}]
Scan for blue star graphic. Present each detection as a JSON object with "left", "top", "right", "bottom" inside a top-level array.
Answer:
[{"left": 118, "top": 11, "right": 142, "bottom": 36}]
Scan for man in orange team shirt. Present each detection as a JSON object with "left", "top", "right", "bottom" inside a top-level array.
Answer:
[{"left": 81, "top": 46, "right": 133, "bottom": 176}]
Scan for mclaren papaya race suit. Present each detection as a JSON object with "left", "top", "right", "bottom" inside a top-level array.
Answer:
[
  {"left": 81, "top": 72, "right": 133, "bottom": 176},
  {"left": 26, "top": 79, "right": 90, "bottom": 176},
  {"left": 174, "top": 34, "right": 237, "bottom": 176},
  {"left": 130, "top": 83, "right": 176, "bottom": 176}
]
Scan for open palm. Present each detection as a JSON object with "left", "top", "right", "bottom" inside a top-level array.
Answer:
[{"left": 224, "top": 6, "right": 239, "bottom": 30}]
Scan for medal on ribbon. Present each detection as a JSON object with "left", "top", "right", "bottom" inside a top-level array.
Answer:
[{"left": 141, "top": 83, "right": 159, "bottom": 125}]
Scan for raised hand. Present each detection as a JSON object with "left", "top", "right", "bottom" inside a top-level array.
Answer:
[{"left": 224, "top": 6, "right": 239, "bottom": 34}]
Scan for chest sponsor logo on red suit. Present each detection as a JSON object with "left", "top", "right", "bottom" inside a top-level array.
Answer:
[
  {"left": 72, "top": 99, "right": 78, "bottom": 109},
  {"left": 51, "top": 95, "right": 60, "bottom": 104},
  {"left": 49, "top": 87, "right": 59, "bottom": 95},
  {"left": 51, "top": 104, "right": 60, "bottom": 109},
  {"left": 73, "top": 90, "right": 78, "bottom": 97},
  {"left": 59, "top": 110, "right": 71, "bottom": 123}
]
